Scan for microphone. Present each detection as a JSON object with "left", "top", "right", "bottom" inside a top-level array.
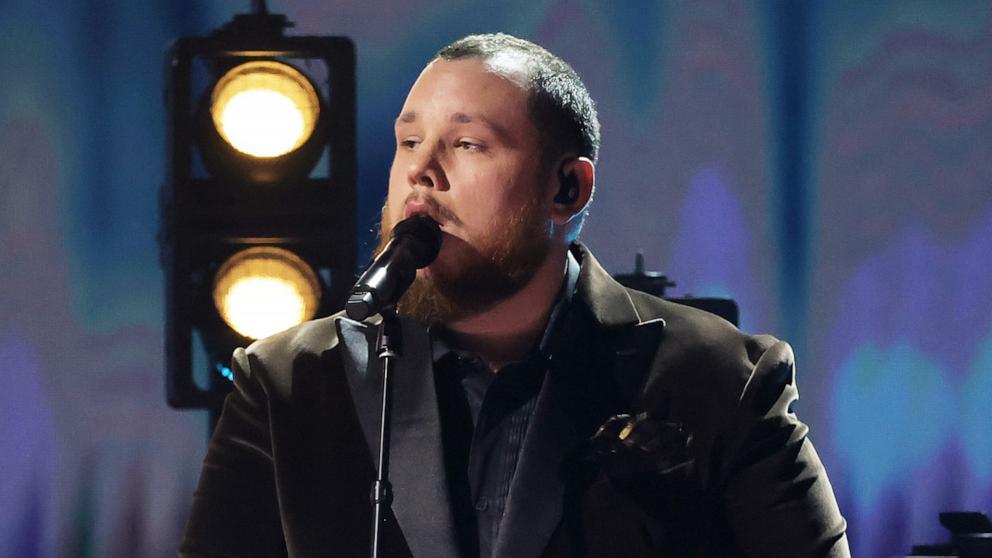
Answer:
[{"left": 346, "top": 215, "right": 442, "bottom": 321}]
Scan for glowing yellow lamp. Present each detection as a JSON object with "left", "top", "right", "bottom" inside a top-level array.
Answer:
[
  {"left": 212, "top": 247, "right": 321, "bottom": 339},
  {"left": 210, "top": 61, "right": 320, "bottom": 158}
]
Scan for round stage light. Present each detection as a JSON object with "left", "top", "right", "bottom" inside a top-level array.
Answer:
[
  {"left": 212, "top": 247, "right": 321, "bottom": 340},
  {"left": 210, "top": 61, "right": 320, "bottom": 158}
]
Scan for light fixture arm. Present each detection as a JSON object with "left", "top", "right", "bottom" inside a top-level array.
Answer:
[{"left": 216, "top": 1, "right": 291, "bottom": 39}]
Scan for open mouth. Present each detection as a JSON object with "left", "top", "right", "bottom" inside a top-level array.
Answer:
[{"left": 403, "top": 200, "right": 445, "bottom": 228}]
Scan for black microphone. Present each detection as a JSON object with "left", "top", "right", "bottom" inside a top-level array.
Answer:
[{"left": 346, "top": 215, "right": 442, "bottom": 321}]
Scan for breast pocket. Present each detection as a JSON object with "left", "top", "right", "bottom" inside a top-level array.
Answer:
[{"left": 580, "top": 460, "right": 705, "bottom": 558}]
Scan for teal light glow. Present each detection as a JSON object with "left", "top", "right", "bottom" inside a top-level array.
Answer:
[
  {"left": 962, "top": 330, "right": 992, "bottom": 483},
  {"left": 831, "top": 342, "right": 955, "bottom": 512},
  {"left": 215, "top": 363, "right": 234, "bottom": 382}
]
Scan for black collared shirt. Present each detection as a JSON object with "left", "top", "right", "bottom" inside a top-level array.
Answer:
[{"left": 432, "top": 253, "right": 579, "bottom": 558}]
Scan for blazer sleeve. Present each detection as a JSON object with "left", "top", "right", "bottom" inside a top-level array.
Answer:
[
  {"left": 720, "top": 338, "right": 850, "bottom": 558},
  {"left": 178, "top": 347, "right": 288, "bottom": 557}
]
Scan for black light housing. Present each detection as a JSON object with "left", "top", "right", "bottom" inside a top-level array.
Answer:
[{"left": 160, "top": 3, "right": 356, "bottom": 413}]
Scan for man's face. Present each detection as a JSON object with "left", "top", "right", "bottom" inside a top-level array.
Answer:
[{"left": 380, "top": 57, "right": 556, "bottom": 323}]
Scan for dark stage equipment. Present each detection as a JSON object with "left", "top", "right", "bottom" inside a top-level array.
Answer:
[
  {"left": 160, "top": 1, "right": 356, "bottom": 414},
  {"left": 614, "top": 252, "right": 740, "bottom": 326},
  {"left": 907, "top": 512, "right": 992, "bottom": 557}
]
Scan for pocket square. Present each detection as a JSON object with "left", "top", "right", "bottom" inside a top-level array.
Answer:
[{"left": 588, "top": 413, "right": 697, "bottom": 516}]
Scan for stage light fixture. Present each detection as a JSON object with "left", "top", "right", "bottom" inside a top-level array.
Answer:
[
  {"left": 195, "top": 57, "right": 330, "bottom": 185},
  {"left": 212, "top": 247, "right": 321, "bottom": 339},
  {"left": 210, "top": 61, "right": 320, "bottom": 158},
  {"left": 161, "top": 2, "right": 356, "bottom": 418}
]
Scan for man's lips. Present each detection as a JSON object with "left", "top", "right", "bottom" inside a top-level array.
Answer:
[{"left": 403, "top": 200, "right": 445, "bottom": 227}]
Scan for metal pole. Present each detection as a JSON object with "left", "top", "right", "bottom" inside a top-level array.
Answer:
[{"left": 370, "top": 308, "right": 400, "bottom": 558}]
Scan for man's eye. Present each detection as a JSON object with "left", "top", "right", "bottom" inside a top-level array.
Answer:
[
  {"left": 455, "top": 140, "right": 483, "bottom": 152},
  {"left": 399, "top": 139, "right": 419, "bottom": 149}
]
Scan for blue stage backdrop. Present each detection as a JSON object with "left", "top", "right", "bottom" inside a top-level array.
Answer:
[{"left": 1, "top": 1, "right": 989, "bottom": 556}]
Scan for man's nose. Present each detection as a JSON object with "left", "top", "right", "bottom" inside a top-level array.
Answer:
[{"left": 405, "top": 142, "right": 448, "bottom": 191}]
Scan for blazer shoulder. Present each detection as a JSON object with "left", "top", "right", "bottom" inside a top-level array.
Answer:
[
  {"left": 246, "top": 312, "right": 342, "bottom": 359},
  {"left": 627, "top": 288, "right": 785, "bottom": 411},
  {"left": 233, "top": 312, "right": 344, "bottom": 395}
]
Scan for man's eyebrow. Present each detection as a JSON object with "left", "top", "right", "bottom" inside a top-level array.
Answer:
[
  {"left": 451, "top": 112, "right": 512, "bottom": 142},
  {"left": 395, "top": 111, "right": 514, "bottom": 143},
  {"left": 451, "top": 112, "right": 492, "bottom": 126},
  {"left": 397, "top": 111, "right": 496, "bottom": 127}
]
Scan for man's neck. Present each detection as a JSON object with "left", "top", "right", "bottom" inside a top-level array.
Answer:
[{"left": 445, "top": 247, "right": 569, "bottom": 372}]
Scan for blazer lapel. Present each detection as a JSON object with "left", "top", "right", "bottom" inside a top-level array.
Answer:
[
  {"left": 337, "top": 317, "right": 380, "bottom": 461},
  {"left": 492, "top": 246, "right": 669, "bottom": 558},
  {"left": 491, "top": 302, "right": 616, "bottom": 558},
  {"left": 609, "top": 318, "right": 667, "bottom": 413},
  {"left": 337, "top": 316, "right": 460, "bottom": 557}
]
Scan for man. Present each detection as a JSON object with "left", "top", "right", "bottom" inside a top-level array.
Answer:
[{"left": 180, "top": 33, "right": 849, "bottom": 557}]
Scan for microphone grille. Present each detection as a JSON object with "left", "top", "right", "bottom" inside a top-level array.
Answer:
[{"left": 390, "top": 215, "right": 442, "bottom": 268}]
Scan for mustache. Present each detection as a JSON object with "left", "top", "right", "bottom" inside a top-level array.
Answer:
[{"left": 403, "top": 192, "right": 461, "bottom": 226}]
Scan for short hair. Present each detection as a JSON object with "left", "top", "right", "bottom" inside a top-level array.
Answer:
[{"left": 436, "top": 33, "right": 600, "bottom": 165}]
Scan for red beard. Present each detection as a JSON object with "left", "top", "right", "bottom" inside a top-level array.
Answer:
[{"left": 375, "top": 193, "right": 551, "bottom": 324}]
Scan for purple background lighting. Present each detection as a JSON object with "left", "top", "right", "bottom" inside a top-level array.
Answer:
[{"left": 1, "top": 1, "right": 990, "bottom": 556}]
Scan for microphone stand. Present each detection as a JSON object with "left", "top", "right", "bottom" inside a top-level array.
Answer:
[{"left": 370, "top": 306, "right": 400, "bottom": 558}]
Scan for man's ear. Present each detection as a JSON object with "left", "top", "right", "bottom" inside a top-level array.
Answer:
[{"left": 551, "top": 156, "right": 595, "bottom": 226}]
